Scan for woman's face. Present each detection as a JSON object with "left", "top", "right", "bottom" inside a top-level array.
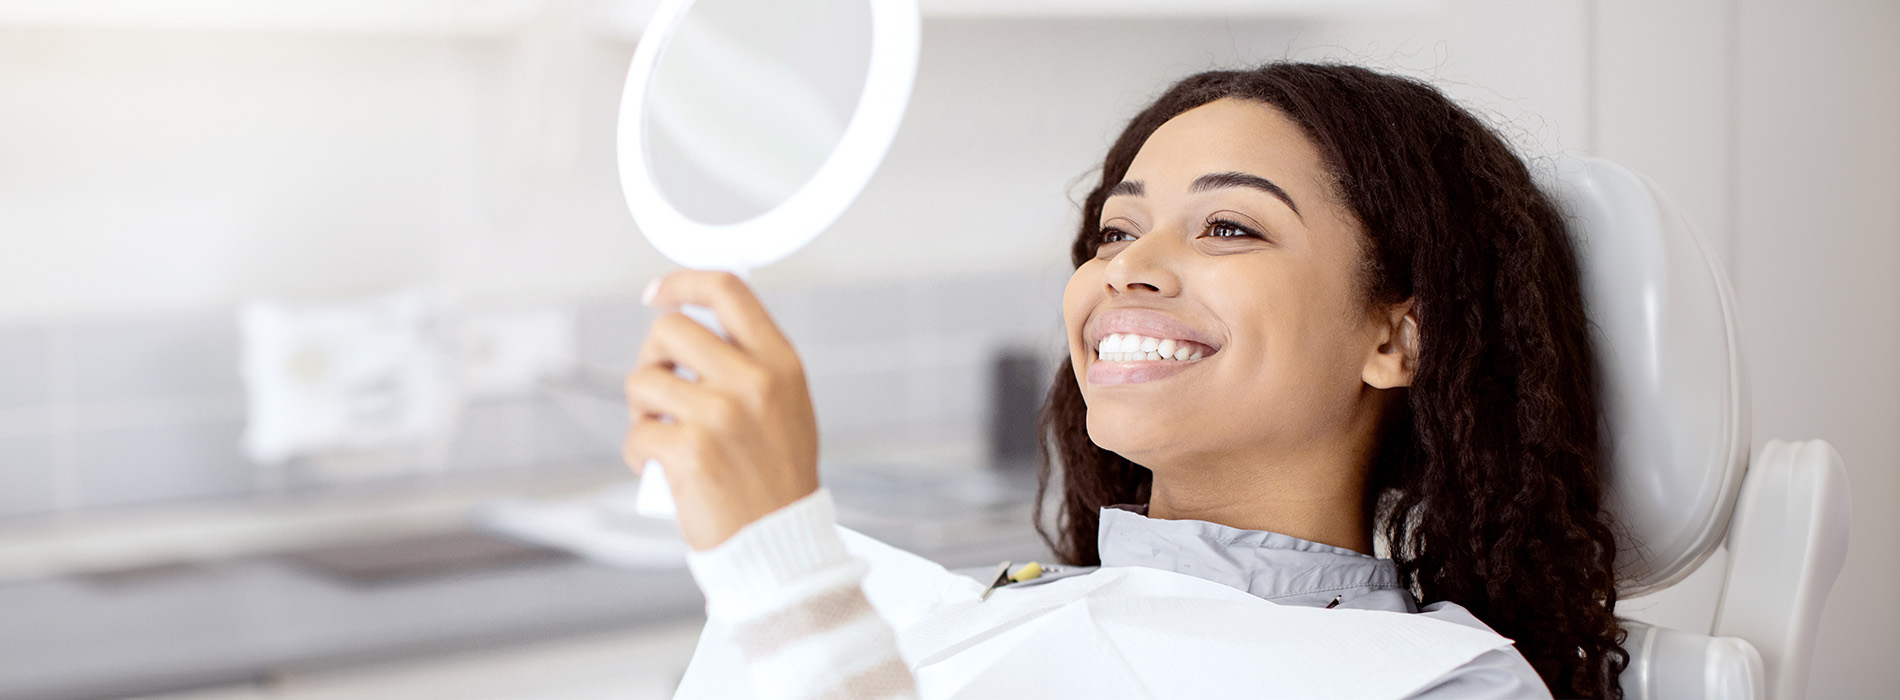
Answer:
[{"left": 1063, "top": 98, "right": 1406, "bottom": 472}]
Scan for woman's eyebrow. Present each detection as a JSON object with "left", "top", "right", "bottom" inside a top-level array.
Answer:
[
  {"left": 1191, "top": 171, "right": 1302, "bottom": 220},
  {"left": 1106, "top": 173, "right": 1303, "bottom": 221},
  {"left": 1106, "top": 180, "right": 1145, "bottom": 198}
]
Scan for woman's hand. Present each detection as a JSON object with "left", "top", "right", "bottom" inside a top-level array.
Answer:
[{"left": 622, "top": 271, "right": 820, "bottom": 551}]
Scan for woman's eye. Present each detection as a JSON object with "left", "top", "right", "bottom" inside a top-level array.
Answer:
[
  {"left": 1098, "top": 226, "right": 1136, "bottom": 244},
  {"left": 1206, "top": 219, "right": 1264, "bottom": 240}
]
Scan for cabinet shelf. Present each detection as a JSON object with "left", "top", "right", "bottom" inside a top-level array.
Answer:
[
  {"left": 919, "top": 0, "right": 1434, "bottom": 19},
  {"left": 0, "top": 0, "right": 546, "bottom": 36},
  {"left": 0, "top": 0, "right": 1436, "bottom": 36}
]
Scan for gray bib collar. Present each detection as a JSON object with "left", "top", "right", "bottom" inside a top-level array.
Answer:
[{"left": 1096, "top": 505, "right": 1417, "bottom": 613}]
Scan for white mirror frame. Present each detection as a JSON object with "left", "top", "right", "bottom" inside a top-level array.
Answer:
[{"left": 617, "top": 0, "right": 921, "bottom": 272}]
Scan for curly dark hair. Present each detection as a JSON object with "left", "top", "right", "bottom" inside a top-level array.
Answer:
[{"left": 1033, "top": 62, "right": 1627, "bottom": 699}]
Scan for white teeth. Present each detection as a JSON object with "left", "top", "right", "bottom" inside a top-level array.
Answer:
[{"left": 1094, "top": 333, "right": 1211, "bottom": 363}]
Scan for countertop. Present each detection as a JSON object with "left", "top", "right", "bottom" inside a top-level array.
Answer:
[
  {"left": 0, "top": 533, "right": 703, "bottom": 700},
  {"left": 0, "top": 464, "right": 1048, "bottom": 700}
]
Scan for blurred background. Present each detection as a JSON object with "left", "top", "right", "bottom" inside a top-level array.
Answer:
[{"left": 0, "top": 0, "right": 1893, "bottom": 698}]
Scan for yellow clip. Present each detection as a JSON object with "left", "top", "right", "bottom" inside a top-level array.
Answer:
[{"left": 1008, "top": 561, "right": 1043, "bottom": 583}]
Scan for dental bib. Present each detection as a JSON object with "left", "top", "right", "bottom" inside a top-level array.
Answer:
[{"left": 678, "top": 527, "right": 1515, "bottom": 700}]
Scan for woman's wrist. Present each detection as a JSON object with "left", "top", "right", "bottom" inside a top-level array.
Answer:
[{"left": 686, "top": 487, "right": 859, "bottom": 621}]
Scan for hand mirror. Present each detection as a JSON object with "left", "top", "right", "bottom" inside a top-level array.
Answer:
[{"left": 617, "top": 0, "right": 921, "bottom": 516}]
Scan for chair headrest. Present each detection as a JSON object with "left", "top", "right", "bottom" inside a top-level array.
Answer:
[{"left": 1540, "top": 158, "right": 1752, "bottom": 597}]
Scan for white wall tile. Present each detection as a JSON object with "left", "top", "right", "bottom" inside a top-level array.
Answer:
[
  {"left": 64, "top": 315, "right": 241, "bottom": 401},
  {"left": 447, "top": 399, "right": 536, "bottom": 473},
  {"left": 804, "top": 280, "right": 910, "bottom": 346},
  {"left": 916, "top": 270, "right": 1066, "bottom": 341},
  {"left": 810, "top": 368, "right": 912, "bottom": 444},
  {"left": 528, "top": 397, "right": 618, "bottom": 468},
  {"left": 0, "top": 434, "right": 58, "bottom": 518},
  {"left": 574, "top": 297, "right": 653, "bottom": 374},
  {"left": 0, "top": 325, "right": 50, "bottom": 409},
  {"left": 72, "top": 421, "right": 253, "bottom": 508}
]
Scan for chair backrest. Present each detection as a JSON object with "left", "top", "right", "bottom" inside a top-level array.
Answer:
[
  {"left": 1539, "top": 157, "right": 1751, "bottom": 596},
  {"left": 1544, "top": 158, "right": 1770, "bottom": 700},
  {"left": 1546, "top": 159, "right": 1853, "bottom": 700}
]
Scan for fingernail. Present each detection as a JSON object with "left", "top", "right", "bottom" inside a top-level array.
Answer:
[{"left": 641, "top": 278, "right": 660, "bottom": 306}]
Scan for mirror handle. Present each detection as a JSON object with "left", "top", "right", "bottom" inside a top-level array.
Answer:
[{"left": 637, "top": 299, "right": 733, "bottom": 519}]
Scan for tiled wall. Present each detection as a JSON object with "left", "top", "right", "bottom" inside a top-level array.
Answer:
[
  {"left": 0, "top": 269, "right": 1069, "bottom": 521},
  {"left": 578, "top": 270, "right": 1070, "bottom": 456},
  {"left": 0, "top": 317, "right": 252, "bottom": 517}
]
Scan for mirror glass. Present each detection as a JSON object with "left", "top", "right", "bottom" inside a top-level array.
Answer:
[
  {"left": 618, "top": 0, "right": 917, "bottom": 516},
  {"left": 643, "top": 0, "right": 873, "bottom": 225}
]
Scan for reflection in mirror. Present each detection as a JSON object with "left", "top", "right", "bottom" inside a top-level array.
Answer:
[{"left": 643, "top": 0, "right": 873, "bottom": 225}]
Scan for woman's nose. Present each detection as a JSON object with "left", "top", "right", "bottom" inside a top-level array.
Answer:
[{"left": 1104, "top": 229, "right": 1183, "bottom": 297}]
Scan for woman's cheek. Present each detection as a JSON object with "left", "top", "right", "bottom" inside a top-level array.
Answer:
[{"left": 1062, "top": 265, "right": 1103, "bottom": 367}]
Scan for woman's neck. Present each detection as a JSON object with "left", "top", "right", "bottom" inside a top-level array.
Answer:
[{"left": 1145, "top": 450, "right": 1375, "bottom": 555}]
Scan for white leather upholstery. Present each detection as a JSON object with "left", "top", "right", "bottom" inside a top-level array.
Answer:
[
  {"left": 1620, "top": 620, "right": 1764, "bottom": 700},
  {"left": 1714, "top": 440, "right": 1852, "bottom": 700},
  {"left": 1543, "top": 158, "right": 1850, "bottom": 700},
  {"left": 1544, "top": 157, "right": 1751, "bottom": 596}
]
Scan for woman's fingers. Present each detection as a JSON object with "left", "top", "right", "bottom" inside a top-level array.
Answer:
[
  {"left": 624, "top": 413, "right": 698, "bottom": 476},
  {"left": 623, "top": 269, "right": 822, "bottom": 551},
  {"left": 623, "top": 363, "right": 737, "bottom": 429},
  {"left": 633, "top": 310, "right": 763, "bottom": 394},
  {"left": 643, "top": 271, "right": 796, "bottom": 365},
  {"left": 622, "top": 368, "right": 734, "bottom": 481},
  {"left": 624, "top": 413, "right": 786, "bottom": 550}
]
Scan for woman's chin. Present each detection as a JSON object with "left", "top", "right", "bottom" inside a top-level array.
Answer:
[{"left": 1084, "top": 410, "right": 1180, "bottom": 465}]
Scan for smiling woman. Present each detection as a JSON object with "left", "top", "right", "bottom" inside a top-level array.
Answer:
[
  {"left": 1042, "top": 64, "right": 1624, "bottom": 699},
  {"left": 628, "top": 62, "right": 1621, "bottom": 700},
  {"left": 1062, "top": 98, "right": 1412, "bottom": 557}
]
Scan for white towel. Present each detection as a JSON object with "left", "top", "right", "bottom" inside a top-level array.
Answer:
[{"left": 238, "top": 288, "right": 456, "bottom": 464}]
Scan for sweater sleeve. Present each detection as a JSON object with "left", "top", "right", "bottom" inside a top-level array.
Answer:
[{"left": 684, "top": 488, "right": 920, "bottom": 700}]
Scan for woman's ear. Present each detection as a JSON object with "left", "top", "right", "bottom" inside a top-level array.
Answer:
[{"left": 1362, "top": 300, "right": 1419, "bottom": 389}]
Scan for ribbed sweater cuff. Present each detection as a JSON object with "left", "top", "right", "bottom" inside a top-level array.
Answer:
[{"left": 686, "top": 488, "right": 854, "bottom": 620}]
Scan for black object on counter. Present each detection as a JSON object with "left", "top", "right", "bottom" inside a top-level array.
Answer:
[{"left": 988, "top": 347, "right": 1047, "bottom": 473}]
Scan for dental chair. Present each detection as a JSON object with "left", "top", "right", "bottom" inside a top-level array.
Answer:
[{"left": 1547, "top": 158, "right": 1851, "bottom": 700}]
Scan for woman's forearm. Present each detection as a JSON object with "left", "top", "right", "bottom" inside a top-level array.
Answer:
[{"left": 686, "top": 488, "right": 920, "bottom": 700}]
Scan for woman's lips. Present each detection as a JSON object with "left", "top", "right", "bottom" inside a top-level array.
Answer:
[
  {"left": 1086, "top": 355, "right": 1209, "bottom": 386},
  {"left": 1083, "top": 307, "right": 1220, "bottom": 386}
]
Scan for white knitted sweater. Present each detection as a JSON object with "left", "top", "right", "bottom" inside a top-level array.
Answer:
[
  {"left": 685, "top": 488, "right": 917, "bottom": 700},
  {"left": 679, "top": 489, "right": 1544, "bottom": 700}
]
